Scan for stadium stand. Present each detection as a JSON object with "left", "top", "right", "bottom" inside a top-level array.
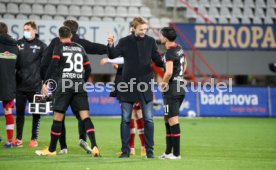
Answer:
[
  {"left": 19, "top": 3, "right": 31, "bottom": 14},
  {"left": 0, "top": 0, "right": 275, "bottom": 26},
  {"left": 128, "top": 6, "right": 140, "bottom": 17},
  {"left": 41, "top": 14, "right": 53, "bottom": 20},
  {"left": 16, "top": 14, "right": 28, "bottom": 19},
  {"left": 0, "top": 3, "right": 6, "bottom": 13},
  {"left": 221, "top": 0, "right": 232, "bottom": 7},
  {"left": 104, "top": 6, "right": 116, "bottom": 17},
  {"left": 162, "top": 0, "right": 275, "bottom": 24},
  {"left": 44, "top": 4, "right": 56, "bottom": 15},
  {"left": 48, "top": 0, "right": 60, "bottom": 5}
]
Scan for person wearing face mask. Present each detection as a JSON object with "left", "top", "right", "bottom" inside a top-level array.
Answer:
[
  {"left": 107, "top": 17, "right": 164, "bottom": 159},
  {"left": 13, "top": 21, "right": 47, "bottom": 148}
]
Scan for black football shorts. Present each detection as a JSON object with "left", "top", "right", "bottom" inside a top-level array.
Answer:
[
  {"left": 53, "top": 90, "right": 89, "bottom": 113},
  {"left": 163, "top": 95, "right": 185, "bottom": 118},
  {"left": 162, "top": 81, "right": 185, "bottom": 118}
]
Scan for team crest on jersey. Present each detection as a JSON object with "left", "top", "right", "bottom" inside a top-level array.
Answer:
[
  {"left": 30, "top": 45, "right": 41, "bottom": 53},
  {"left": 18, "top": 44, "right": 24, "bottom": 50}
]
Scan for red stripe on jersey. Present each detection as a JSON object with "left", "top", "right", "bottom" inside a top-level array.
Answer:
[
  {"left": 171, "top": 133, "right": 181, "bottom": 137},
  {"left": 86, "top": 128, "right": 95, "bottom": 133},
  {"left": 83, "top": 61, "right": 90, "bottom": 66},
  {"left": 52, "top": 55, "right": 60, "bottom": 59},
  {"left": 51, "top": 131, "right": 61, "bottom": 136}
]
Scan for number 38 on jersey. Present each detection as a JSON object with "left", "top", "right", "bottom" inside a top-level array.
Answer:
[
  {"left": 63, "top": 52, "right": 83, "bottom": 73},
  {"left": 62, "top": 52, "right": 84, "bottom": 79}
]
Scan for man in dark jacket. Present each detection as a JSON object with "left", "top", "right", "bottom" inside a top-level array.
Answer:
[
  {"left": 0, "top": 22, "right": 18, "bottom": 148},
  {"left": 40, "top": 20, "right": 107, "bottom": 154},
  {"left": 107, "top": 17, "right": 163, "bottom": 158},
  {"left": 13, "top": 21, "right": 47, "bottom": 148}
]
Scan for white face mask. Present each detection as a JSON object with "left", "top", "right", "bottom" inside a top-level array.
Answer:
[{"left": 23, "top": 31, "right": 32, "bottom": 40}]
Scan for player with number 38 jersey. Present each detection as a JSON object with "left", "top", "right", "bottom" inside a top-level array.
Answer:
[
  {"left": 45, "top": 41, "right": 91, "bottom": 93},
  {"left": 53, "top": 43, "right": 90, "bottom": 81},
  {"left": 36, "top": 26, "right": 100, "bottom": 157}
]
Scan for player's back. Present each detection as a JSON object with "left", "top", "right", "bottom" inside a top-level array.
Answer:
[{"left": 53, "top": 41, "right": 89, "bottom": 92}]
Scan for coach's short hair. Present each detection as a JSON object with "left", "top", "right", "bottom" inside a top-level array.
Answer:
[
  {"left": 59, "top": 26, "right": 72, "bottom": 39},
  {"left": 0, "top": 22, "right": 8, "bottom": 34},
  {"left": 63, "top": 20, "right": 78, "bottom": 34},
  {"left": 131, "top": 17, "right": 147, "bottom": 29},
  {"left": 24, "top": 21, "right": 37, "bottom": 30},
  {"left": 160, "top": 27, "right": 177, "bottom": 42}
]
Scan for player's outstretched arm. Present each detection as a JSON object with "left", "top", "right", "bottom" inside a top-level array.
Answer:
[
  {"left": 100, "top": 57, "right": 124, "bottom": 65},
  {"left": 80, "top": 39, "right": 107, "bottom": 55}
]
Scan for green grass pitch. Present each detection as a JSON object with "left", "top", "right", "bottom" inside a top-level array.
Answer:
[{"left": 0, "top": 116, "right": 276, "bottom": 170}]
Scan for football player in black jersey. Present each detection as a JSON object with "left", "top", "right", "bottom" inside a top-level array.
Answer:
[
  {"left": 158, "top": 27, "right": 187, "bottom": 160},
  {"left": 41, "top": 20, "right": 107, "bottom": 155},
  {"left": 35, "top": 26, "right": 100, "bottom": 157}
]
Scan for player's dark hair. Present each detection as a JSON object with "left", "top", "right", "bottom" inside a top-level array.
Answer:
[
  {"left": 59, "top": 26, "right": 72, "bottom": 39},
  {"left": 160, "top": 27, "right": 177, "bottom": 42},
  {"left": 63, "top": 20, "right": 78, "bottom": 34},
  {"left": 24, "top": 21, "right": 37, "bottom": 30},
  {"left": 0, "top": 22, "right": 8, "bottom": 34}
]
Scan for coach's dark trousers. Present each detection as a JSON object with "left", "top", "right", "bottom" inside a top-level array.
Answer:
[
  {"left": 120, "top": 95, "right": 154, "bottom": 155},
  {"left": 16, "top": 91, "right": 41, "bottom": 140}
]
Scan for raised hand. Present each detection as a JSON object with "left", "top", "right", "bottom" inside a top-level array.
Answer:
[{"left": 107, "top": 32, "right": 115, "bottom": 47}]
